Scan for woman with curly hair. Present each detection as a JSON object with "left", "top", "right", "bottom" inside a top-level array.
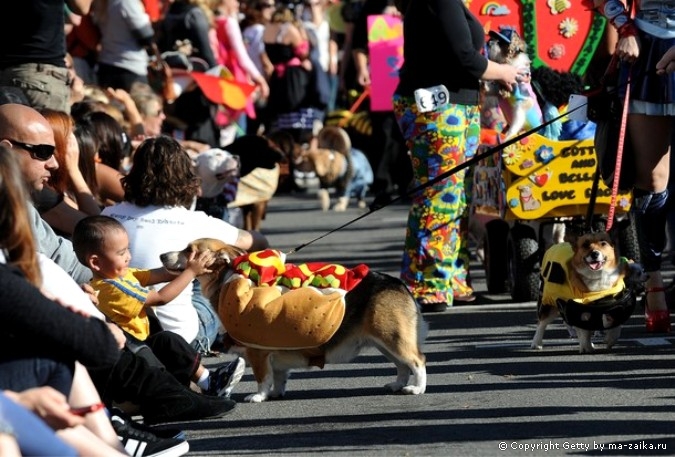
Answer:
[{"left": 101, "top": 135, "right": 268, "bottom": 345}]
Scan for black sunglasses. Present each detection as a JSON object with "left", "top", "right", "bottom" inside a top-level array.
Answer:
[{"left": 5, "top": 139, "right": 56, "bottom": 161}]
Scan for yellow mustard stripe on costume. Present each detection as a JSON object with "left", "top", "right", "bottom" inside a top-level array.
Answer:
[{"left": 540, "top": 243, "right": 625, "bottom": 307}]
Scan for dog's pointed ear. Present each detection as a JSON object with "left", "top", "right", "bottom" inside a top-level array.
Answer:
[{"left": 216, "top": 246, "right": 245, "bottom": 264}]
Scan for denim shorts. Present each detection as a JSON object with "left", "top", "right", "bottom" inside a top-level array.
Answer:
[{"left": 191, "top": 280, "right": 222, "bottom": 354}]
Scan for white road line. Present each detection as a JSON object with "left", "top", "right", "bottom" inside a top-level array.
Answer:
[
  {"left": 475, "top": 337, "right": 673, "bottom": 350},
  {"left": 631, "top": 337, "right": 672, "bottom": 346}
]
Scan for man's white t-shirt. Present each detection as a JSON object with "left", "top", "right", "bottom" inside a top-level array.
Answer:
[{"left": 101, "top": 202, "right": 240, "bottom": 343}]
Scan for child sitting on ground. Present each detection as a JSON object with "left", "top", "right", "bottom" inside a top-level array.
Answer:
[{"left": 72, "top": 215, "right": 245, "bottom": 398}]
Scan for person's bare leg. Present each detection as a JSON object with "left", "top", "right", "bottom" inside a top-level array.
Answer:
[
  {"left": 0, "top": 434, "right": 20, "bottom": 457},
  {"left": 628, "top": 114, "right": 672, "bottom": 331},
  {"left": 68, "top": 363, "right": 124, "bottom": 452},
  {"left": 629, "top": 114, "right": 671, "bottom": 193}
]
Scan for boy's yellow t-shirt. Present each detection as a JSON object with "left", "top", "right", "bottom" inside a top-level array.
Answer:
[{"left": 90, "top": 268, "right": 153, "bottom": 341}]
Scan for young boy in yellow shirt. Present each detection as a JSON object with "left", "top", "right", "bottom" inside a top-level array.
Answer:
[{"left": 73, "top": 215, "right": 244, "bottom": 397}]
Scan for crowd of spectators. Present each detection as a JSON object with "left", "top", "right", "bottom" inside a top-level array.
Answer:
[
  {"left": 0, "top": 0, "right": 407, "bottom": 456},
  {"left": 8, "top": 0, "right": 675, "bottom": 454}
]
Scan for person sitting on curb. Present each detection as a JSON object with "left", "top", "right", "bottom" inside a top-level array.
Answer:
[
  {"left": 72, "top": 215, "right": 246, "bottom": 398},
  {"left": 0, "top": 102, "right": 240, "bottom": 430}
]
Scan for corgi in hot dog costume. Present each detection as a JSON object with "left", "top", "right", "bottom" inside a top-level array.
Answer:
[{"left": 160, "top": 239, "right": 427, "bottom": 402}]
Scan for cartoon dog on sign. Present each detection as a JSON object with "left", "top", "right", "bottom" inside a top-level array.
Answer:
[{"left": 517, "top": 184, "right": 541, "bottom": 211}]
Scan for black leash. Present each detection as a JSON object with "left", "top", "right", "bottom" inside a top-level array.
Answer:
[{"left": 286, "top": 101, "right": 587, "bottom": 255}]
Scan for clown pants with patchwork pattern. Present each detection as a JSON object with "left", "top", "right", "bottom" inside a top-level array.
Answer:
[{"left": 393, "top": 96, "right": 480, "bottom": 305}]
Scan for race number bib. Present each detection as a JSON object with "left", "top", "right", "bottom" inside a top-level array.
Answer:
[{"left": 414, "top": 84, "right": 449, "bottom": 113}]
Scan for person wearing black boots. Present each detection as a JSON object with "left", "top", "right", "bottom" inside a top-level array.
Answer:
[{"left": 588, "top": 0, "right": 673, "bottom": 333}]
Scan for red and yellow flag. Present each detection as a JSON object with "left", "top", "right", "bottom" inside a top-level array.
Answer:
[{"left": 190, "top": 71, "right": 256, "bottom": 110}]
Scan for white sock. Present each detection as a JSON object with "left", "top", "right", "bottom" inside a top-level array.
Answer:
[{"left": 196, "top": 369, "right": 211, "bottom": 390}]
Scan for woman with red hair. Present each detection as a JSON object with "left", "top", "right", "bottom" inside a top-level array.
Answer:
[{"left": 36, "top": 109, "right": 101, "bottom": 238}]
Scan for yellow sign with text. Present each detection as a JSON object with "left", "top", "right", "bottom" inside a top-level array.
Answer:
[{"left": 499, "top": 134, "right": 631, "bottom": 220}]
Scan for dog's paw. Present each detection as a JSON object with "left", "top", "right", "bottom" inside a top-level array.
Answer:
[
  {"left": 530, "top": 342, "right": 543, "bottom": 350},
  {"left": 245, "top": 393, "right": 268, "bottom": 403},
  {"left": 400, "top": 385, "right": 425, "bottom": 395},
  {"left": 332, "top": 197, "right": 348, "bottom": 211},
  {"left": 384, "top": 381, "right": 425, "bottom": 395}
]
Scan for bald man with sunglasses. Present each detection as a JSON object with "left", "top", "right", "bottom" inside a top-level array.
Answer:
[
  {"left": 0, "top": 103, "right": 105, "bottom": 241},
  {"left": 0, "top": 103, "right": 91, "bottom": 284},
  {"left": 0, "top": 104, "right": 58, "bottom": 191}
]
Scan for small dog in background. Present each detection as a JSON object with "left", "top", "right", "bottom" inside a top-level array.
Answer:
[
  {"left": 484, "top": 27, "right": 543, "bottom": 139},
  {"left": 225, "top": 134, "right": 286, "bottom": 231},
  {"left": 295, "top": 126, "right": 373, "bottom": 211},
  {"left": 532, "top": 231, "right": 643, "bottom": 353}
]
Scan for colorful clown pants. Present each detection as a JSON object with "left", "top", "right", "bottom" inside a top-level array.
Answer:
[{"left": 393, "top": 95, "right": 481, "bottom": 306}]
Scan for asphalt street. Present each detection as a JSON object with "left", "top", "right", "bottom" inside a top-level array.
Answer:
[{"left": 184, "top": 192, "right": 675, "bottom": 457}]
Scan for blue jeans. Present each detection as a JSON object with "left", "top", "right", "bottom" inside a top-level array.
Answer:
[
  {"left": 191, "top": 280, "right": 221, "bottom": 354},
  {"left": 0, "top": 392, "right": 77, "bottom": 456},
  {"left": 327, "top": 73, "right": 339, "bottom": 112},
  {"left": 0, "top": 358, "right": 74, "bottom": 396}
]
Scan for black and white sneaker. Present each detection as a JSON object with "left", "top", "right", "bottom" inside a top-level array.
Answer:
[
  {"left": 206, "top": 357, "right": 246, "bottom": 398},
  {"left": 110, "top": 408, "right": 185, "bottom": 440},
  {"left": 111, "top": 413, "right": 189, "bottom": 457}
]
